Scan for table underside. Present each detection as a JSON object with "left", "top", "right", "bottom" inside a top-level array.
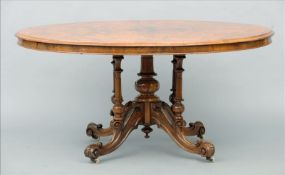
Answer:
[{"left": 84, "top": 55, "right": 215, "bottom": 163}]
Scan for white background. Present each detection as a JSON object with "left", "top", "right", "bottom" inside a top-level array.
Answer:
[{"left": 1, "top": 1, "right": 284, "bottom": 175}]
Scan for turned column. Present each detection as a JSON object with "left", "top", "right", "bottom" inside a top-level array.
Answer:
[
  {"left": 135, "top": 55, "right": 159, "bottom": 102},
  {"left": 169, "top": 56, "right": 176, "bottom": 104},
  {"left": 171, "top": 55, "right": 186, "bottom": 127},
  {"left": 135, "top": 55, "right": 159, "bottom": 138},
  {"left": 111, "top": 55, "right": 124, "bottom": 128}
]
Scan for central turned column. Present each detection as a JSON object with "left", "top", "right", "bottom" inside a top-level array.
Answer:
[{"left": 135, "top": 55, "right": 159, "bottom": 138}]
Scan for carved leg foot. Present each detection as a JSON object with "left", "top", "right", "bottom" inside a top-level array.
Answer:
[
  {"left": 196, "top": 140, "right": 215, "bottom": 161},
  {"left": 84, "top": 142, "right": 103, "bottom": 163},
  {"left": 86, "top": 123, "right": 113, "bottom": 139},
  {"left": 84, "top": 107, "right": 142, "bottom": 162},
  {"left": 183, "top": 121, "right": 205, "bottom": 139}
]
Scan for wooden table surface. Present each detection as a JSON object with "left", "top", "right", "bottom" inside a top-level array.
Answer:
[{"left": 16, "top": 20, "right": 273, "bottom": 55}]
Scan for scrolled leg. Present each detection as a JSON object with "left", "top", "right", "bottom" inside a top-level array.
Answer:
[
  {"left": 161, "top": 100, "right": 205, "bottom": 138},
  {"left": 86, "top": 101, "right": 134, "bottom": 139},
  {"left": 152, "top": 110, "right": 215, "bottom": 161},
  {"left": 84, "top": 108, "right": 142, "bottom": 162}
]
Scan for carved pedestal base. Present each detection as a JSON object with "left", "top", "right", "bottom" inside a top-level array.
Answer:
[{"left": 84, "top": 55, "right": 215, "bottom": 163}]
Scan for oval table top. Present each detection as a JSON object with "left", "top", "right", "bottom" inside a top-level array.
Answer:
[{"left": 16, "top": 20, "right": 273, "bottom": 55}]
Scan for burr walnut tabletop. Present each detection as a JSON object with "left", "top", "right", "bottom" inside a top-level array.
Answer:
[
  {"left": 16, "top": 20, "right": 272, "bottom": 54},
  {"left": 16, "top": 20, "right": 273, "bottom": 163}
]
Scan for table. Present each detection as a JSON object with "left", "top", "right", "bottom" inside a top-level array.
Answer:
[{"left": 16, "top": 20, "right": 273, "bottom": 163}]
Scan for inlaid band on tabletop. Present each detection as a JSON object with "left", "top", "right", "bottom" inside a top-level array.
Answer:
[
  {"left": 16, "top": 20, "right": 273, "bottom": 163},
  {"left": 18, "top": 37, "right": 271, "bottom": 55}
]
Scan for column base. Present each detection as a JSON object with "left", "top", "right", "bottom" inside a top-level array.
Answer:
[{"left": 85, "top": 100, "right": 215, "bottom": 163}]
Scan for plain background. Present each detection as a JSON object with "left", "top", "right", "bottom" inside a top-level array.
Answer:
[{"left": 1, "top": 0, "right": 284, "bottom": 175}]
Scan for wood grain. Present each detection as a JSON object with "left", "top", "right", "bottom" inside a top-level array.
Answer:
[{"left": 16, "top": 20, "right": 273, "bottom": 54}]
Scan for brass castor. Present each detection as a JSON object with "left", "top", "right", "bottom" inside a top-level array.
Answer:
[{"left": 91, "top": 158, "right": 100, "bottom": 164}]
